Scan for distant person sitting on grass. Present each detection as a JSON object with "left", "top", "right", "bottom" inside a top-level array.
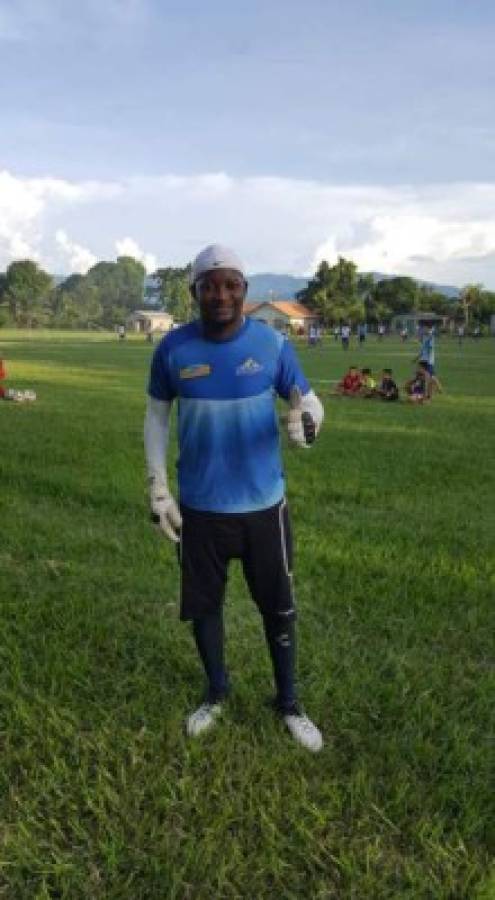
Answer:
[
  {"left": 359, "top": 367, "right": 377, "bottom": 397},
  {"left": 377, "top": 368, "right": 399, "bottom": 402},
  {"left": 404, "top": 362, "right": 432, "bottom": 403},
  {"left": 334, "top": 365, "right": 362, "bottom": 397}
]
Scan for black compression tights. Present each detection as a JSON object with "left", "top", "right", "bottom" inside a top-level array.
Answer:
[
  {"left": 192, "top": 609, "right": 297, "bottom": 711},
  {"left": 262, "top": 613, "right": 297, "bottom": 712},
  {"left": 192, "top": 610, "right": 228, "bottom": 702}
]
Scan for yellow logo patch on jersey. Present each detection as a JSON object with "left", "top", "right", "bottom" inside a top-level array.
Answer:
[{"left": 179, "top": 364, "right": 212, "bottom": 380}]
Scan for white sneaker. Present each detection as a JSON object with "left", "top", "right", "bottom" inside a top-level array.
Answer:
[
  {"left": 283, "top": 711, "right": 323, "bottom": 753},
  {"left": 186, "top": 702, "right": 223, "bottom": 738}
]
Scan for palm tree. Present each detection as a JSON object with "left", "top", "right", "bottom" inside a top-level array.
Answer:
[{"left": 459, "top": 283, "right": 483, "bottom": 327}]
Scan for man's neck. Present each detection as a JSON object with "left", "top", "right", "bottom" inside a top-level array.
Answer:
[{"left": 201, "top": 316, "right": 245, "bottom": 341}]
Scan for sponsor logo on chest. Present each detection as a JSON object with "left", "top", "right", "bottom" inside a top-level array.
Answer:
[
  {"left": 179, "top": 363, "right": 212, "bottom": 380},
  {"left": 236, "top": 357, "right": 264, "bottom": 376}
]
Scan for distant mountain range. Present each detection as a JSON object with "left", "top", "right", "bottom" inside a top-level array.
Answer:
[
  {"left": 369, "top": 273, "right": 460, "bottom": 300},
  {"left": 247, "top": 272, "right": 461, "bottom": 301},
  {"left": 246, "top": 274, "right": 308, "bottom": 300}
]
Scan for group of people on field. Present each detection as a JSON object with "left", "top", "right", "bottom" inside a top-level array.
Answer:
[
  {"left": 334, "top": 326, "right": 442, "bottom": 403},
  {"left": 335, "top": 362, "right": 441, "bottom": 403},
  {"left": 335, "top": 366, "right": 399, "bottom": 401}
]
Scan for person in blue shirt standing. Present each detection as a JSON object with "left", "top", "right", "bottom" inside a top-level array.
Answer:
[
  {"left": 144, "top": 245, "right": 324, "bottom": 752},
  {"left": 418, "top": 325, "right": 443, "bottom": 394},
  {"left": 419, "top": 327, "right": 435, "bottom": 374}
]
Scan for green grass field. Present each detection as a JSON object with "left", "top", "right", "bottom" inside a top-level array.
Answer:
[{"left": 1, "top": 329, "right": 494, "bottom": 899}]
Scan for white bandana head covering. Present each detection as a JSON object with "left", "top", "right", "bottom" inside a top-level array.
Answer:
[{"left": 190, "top": 244, "right": 246, "bottom": 285}]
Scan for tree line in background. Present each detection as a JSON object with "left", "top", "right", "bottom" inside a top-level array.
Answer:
[
  {"left": 296, "top": 257, "right": 495, "bottom": 327},
  {"left": 0, "top": 257, "right": 147, "bottom": 330},
  {"left": 0, "top": 255, "right": 494, "bottom": 330}
]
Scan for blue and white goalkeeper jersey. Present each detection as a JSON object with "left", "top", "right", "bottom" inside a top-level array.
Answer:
[
  {"left": 420, "top": 334, "right": 435, "bottom": 365},
  {"left": 148, "top": 318, "right": 310, "bottom": 513}
]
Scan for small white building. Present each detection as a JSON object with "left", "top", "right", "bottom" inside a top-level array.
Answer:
[
  {"left": 127, "top": 310, "right": 174, "bottom": 334},
  {"left": 244, "top": 300, "right": 318, "bottom": 333}
]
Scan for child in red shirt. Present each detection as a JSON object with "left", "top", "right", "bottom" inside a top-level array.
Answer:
[{"left": 335, "top": 365, "right": 362, "bottom": 397}]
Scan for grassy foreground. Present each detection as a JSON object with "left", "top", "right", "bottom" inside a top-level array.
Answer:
[{"left": 0, "top": 329, "right": 494, "bottom": 899}]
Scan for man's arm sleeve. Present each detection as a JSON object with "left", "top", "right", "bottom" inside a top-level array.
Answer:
[
  {"left": 274, "top": 339, "right": 310, "bottom": 400},
  {"left": 144, "top": 396, "right": 172, "bottom": 489}
]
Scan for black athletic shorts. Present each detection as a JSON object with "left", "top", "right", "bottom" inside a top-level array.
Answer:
[{"left": 178, "top": 499, "right": 295, "bottom": 621}]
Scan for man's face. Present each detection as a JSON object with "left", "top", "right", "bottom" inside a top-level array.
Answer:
[{"left": 193, "top": 268, "right": 247, "bottom": 331}]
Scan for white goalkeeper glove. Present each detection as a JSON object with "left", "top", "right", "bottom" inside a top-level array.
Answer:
[
  {"left": 287, "top": 386, "right": 323, "bottom": 449},
  {"left": 149, "top": 477, "right": 182, "bottom": 543}
]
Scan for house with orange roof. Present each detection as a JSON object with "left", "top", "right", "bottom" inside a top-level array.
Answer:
[{"left": 244, "top": 300, "right": 318, "bottom": 333}]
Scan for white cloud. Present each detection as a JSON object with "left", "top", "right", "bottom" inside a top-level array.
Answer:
[
  {"left": 0, "top": 169, "right": 120, "bottom": 272},
  {"left": 55, "top": 229, "right": 96, "bottom": 274},
  {"left": 0, "top": 170, "right": 43, "bottom": 262},
  {"left": 313, "top": 212, "right": 495, "bottom": 277},
  {"left": 1, "top": 168, "right": 495, "bottom": 287},
  {"left": 115, "top": 237, "right": 156, "bottom": 273}
]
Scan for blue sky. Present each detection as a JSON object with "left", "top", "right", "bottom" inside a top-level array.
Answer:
[{"left": 1, "top": 0, "right": 495, "bottom": 285}]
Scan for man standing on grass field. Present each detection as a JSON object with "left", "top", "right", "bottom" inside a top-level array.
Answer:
[
  {"left": 144, "top": 244, "right": 324, "bottom": 752},
  {"left": 417, "top": 326, "right": 443, "bottom": 395}
]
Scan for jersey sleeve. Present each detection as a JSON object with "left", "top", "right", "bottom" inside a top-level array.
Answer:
[
  {"left": 274, "top": 338, "right": 310, "bottom": 401},
  {"left": 147, "top": 343, "right": 176, "bottom": 401}
]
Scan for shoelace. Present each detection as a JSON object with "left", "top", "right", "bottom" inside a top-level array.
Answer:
[
  {"left": 298, "top": 717, "right": 315, "bottom": 733},
  {"left": 288, "top": 714, "right": 317, "bottom": 734}
]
